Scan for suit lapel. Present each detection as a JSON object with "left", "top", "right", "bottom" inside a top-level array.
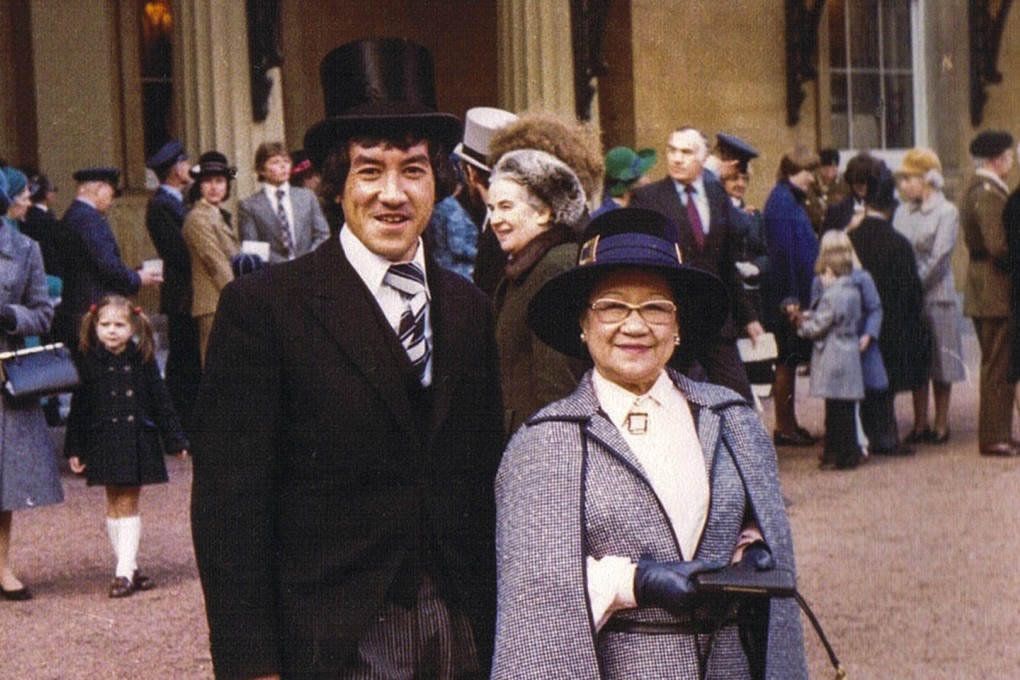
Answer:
[
  {"left": 423, "top": 258, "right": 452, "bottom": 444},
  {"left": 256, "top": 191, "right": 293, "bottom": 253},
  {"left": 305, "top": 238, "right": 421, "bottom": 440}
]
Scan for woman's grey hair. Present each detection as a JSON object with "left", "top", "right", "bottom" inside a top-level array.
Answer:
[
  {"left": 490, "top": 149, "right": 586, "bottom": 226},
  {"left": 925, "top": 168, "right": 945, "bottom": 191}
]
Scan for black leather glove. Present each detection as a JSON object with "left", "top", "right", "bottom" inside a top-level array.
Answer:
[
  {"left": 633, "top": 557, "right": 727, "bottom": 616},
  {"left": 738, "top": 541, "right": 774, "bottom": 571},
  {"left": 0, "top": 304, "right": 16, "bottom": 332}
]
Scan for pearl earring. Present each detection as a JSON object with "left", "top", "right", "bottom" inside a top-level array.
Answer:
[
  {"left": 673, "top": 335, "right": 681, "bottom": 346},
  {"left": 580, "top": 332, "right": 587, "bottom": 342}
]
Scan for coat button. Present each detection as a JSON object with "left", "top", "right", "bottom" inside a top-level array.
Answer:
[
  {"left": 127, "top": 415, "right": 135, "bottom": 423},
  {"left": 124, "top": 365, "right": 131, "bottom": 372},
  {"left": 111, "top": 417, "right": 118, "bottom": 423},
  {"left": 111, "top": 390, "right": 117, "bottom": 397},
  {"left": 125, "top": 389, "right": 134, "bottom": 397}
]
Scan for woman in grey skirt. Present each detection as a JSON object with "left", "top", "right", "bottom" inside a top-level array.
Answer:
[{"left": 894, "top": 148, "right": 965, "bottom": 444}]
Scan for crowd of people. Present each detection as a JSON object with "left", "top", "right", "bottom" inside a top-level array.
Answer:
[{"left": 0, "top": 34, "right": 1019, "bottom": 679}]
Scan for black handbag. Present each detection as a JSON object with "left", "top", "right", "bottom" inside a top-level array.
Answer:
[{"left": 0, "top": 343, "right": 80, "bottom": 403}]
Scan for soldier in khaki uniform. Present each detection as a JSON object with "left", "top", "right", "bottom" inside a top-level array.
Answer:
[{"left": 961, "top": 130, "right": 1017, "bottom": 456}]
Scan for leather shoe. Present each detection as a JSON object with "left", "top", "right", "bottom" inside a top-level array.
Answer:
[
  {"left": 1, "top": 585, "right": 32, "bottom": 601},
  {"left": 979, "top": 443, "right": 1019, "bottom": 457},
  {"left": 902, "top": 428, "right": 933, "bottom": 446},
  {"left": 929, "top": 429, "right": 950, "bottom": 445},
  {"left": 774, "top": 429, "right": 816, "bottom": 447},
  {"left": 109, "top": 576, "right": 135, "bottom": 598},
  {"left": 873, "top": 442, "right": 915, "bottom": 456},
  {"left": 132, "top": 570, "right": 155, "bottom": 591}
]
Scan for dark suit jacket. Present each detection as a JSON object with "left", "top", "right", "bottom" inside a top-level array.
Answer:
[
  {"left": 54, "top": 200, "right": 141, "bottom": 347},
  {"left": 629, "top": 176, "right": 759, "bottom": 337},
  {"left": 191, "top": 235, "right": 504, "bottom": 679},
  {"left": 238, "top": 185, "right": 330, "bottom": 263},
  {"left": 145, "top": 187, "right": 192, "bottom": 316},
  {"left": 21, "top": 205, "right": 62, "bottom": 275}
]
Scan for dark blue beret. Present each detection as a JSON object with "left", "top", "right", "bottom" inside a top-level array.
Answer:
[
  {"left": 969, "top": 130, "right": 1014, "bottom": 159},
  {"left": 72, "top": 166, "right": 121, "bottom": 186},
  {"left": 146, "top": 139, "right": 188, "bottom": 171}
]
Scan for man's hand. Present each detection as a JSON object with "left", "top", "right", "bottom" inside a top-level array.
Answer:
[
  {"left": 745, "top": 321, "right": 764, "bottom": 345},
  {"left": 138, "top": 269, "right": 163, "bottom": 287}
]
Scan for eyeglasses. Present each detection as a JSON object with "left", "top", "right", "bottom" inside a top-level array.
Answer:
[{"left": 588, "top": 298, "right": 677, "bottom": 325}]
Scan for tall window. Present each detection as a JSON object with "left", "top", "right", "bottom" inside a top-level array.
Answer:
[
  {"left": 829, "top": 0, "right": 922, "bottom": 150},
  {"left": 139, "top": 0, "right": 174, "bottom": 159}
]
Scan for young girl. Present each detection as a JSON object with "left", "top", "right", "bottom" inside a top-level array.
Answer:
[
  {"left": 793, "top": 236, "right": 865, "bottom": 470},
  {"left": 65, "top": 295, "right": 188, "bottom": 598}
]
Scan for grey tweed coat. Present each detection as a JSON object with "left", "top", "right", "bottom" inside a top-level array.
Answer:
[
  {"left": 0, "top": 223, "right": 63, "bottom": 511},
  {"left": 493, "top": 369, "right": 807, "bottom": 680}
]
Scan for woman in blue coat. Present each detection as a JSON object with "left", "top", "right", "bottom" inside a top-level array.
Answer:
[{"left": 761, "top": 148, "right": 821, "bottom": 446}]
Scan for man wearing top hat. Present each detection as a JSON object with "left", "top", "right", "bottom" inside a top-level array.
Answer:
[
  {"left": 454, "top": 106, "right": 519, "bottom": 297},
  {"left": 629, "top": 126, "right": 763, "bottom": 401},
  {"left": 961, "top": 130, "right": 1018, "bottom": 456},
  {"left": 191, "top": 38, "right": 503, "bottom": 679},
  {"left": 53, "top": 167, "right": 162, "bottom": 351},
  {"left": 145, "top": 140, "right": 202, "bottom": 422}
]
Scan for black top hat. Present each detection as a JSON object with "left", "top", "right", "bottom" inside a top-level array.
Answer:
[
  {"left": 189, "top": 151, "right": 236, "bottom": 180},
  {"left": 969, "top": 130, "right": 1014, "bottom": 159},
  {"left": 527, "top": 208, "right": 729, "bottom": 359},
  {"left": 303, "top": 38, "right": 462, "bottom": 167},
  {"left": 715, "top": 133, "right": 759, "bottom": 174},
  {"left": 146, "top": 139, "right": 188, "bottom": 172}
]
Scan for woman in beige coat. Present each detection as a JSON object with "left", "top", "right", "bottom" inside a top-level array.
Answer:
[{"left": 182, "top": 151, "right": 239, "bottom": 364}]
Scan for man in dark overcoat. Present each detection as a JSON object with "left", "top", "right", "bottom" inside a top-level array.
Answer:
[
  {"left": 144, "top": 140, "right": 202, "bottom": 422},
  {"left": 53, "top": 167, "right": 162, "bottom": 351},
  {"left": 629, "top": 126, "right": 762, "bottom": 400},
  {"left": 190, "top": 38, "right": 504, "bottom": 679}
]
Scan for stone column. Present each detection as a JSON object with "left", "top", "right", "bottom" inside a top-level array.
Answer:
[
  {"left": 177, "top": 0, "right": 285, "bottom": 203},
  {"left": 497, "top": 0, "right": 576, "bottom": 117}
]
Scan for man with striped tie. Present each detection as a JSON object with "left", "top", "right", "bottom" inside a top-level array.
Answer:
[{"left": 191, "top": 38, "right": 504, "bottom": 680}]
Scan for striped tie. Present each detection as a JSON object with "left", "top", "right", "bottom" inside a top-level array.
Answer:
[
  {"left": 276, "top": 188, "right": 294, "bottom": 258},
  {"left": 384, "top": 263, "right": 431, "bottom": 383}
]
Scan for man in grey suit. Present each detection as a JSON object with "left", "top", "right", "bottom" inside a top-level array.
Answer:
[{"left": 238, "top": 141, "right": 331, "bottom": 263}]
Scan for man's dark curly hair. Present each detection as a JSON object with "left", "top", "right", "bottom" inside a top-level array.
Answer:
[{"left": 318, "top": 133, "right": 457, "bottom": 231}]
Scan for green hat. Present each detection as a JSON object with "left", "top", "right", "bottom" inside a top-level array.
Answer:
[{"left": 604, "top": 146, "right": 657, "bottom": 197}]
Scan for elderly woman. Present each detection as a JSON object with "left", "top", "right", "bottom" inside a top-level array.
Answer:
[
  {"left": 893, "top": 149, "right": 964, "bottom": 445},
  {"left": 761, "top": 147, "right": 821, "bottom": 446},
  {"left": 182, "top": 151, "right": 239, "bottom": 365},
  {"left": 489, "top": 149, "right": 588, "bottom": 437},
  {"left": 493, "top": 208, "right": 807, "bottom": 679},
  {"left": 0, "top": 167, "right": 63, "bottom": 601}
]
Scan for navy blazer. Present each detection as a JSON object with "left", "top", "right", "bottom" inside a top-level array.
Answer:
[
  {"left": 629, "top": 175, "right": 759, "bottom": 336},
  {"left": 145, "top": 187, "right": 192, "bottom": 316},
  {"left": 55, "top": 200, "right": 141, "bottom": 346},
  {"left": 191, "top": 235, "right": 504, "bottom": 678}
]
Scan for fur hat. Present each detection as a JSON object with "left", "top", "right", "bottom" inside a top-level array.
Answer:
[
  {"left": 897, "top": 148, "right": 942, "bottom": 176},
  {"left": 490, "top": 149, "right": 586, "bottom": 227}
]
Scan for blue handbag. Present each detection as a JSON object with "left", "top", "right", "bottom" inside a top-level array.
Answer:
[{"left": 0, "top": 343, "right": 80, "bottom": 404}]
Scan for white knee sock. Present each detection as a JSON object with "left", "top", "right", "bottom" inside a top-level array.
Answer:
[
  {"left": 106, "top": 517, "right": 120, "bottom": 573},
  {"left": 115, "top": 516, "right": 141, "bottom": 579}
]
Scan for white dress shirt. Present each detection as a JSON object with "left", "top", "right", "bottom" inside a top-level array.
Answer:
[
  {"left": 340, "top": 226, "right": 433, "bottom": 386},
  {"left": 673, "top": 176, "right": 711, "bottom": 234},
  {"left": 263, "top": 182, "right": 296, "bottom": 248}
]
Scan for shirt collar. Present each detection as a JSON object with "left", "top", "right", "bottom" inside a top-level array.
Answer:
[
  {"left": 263, "top": 182, "right": 291, "bottom": 200},
  {"left": 591, "top": 369, "right": 675, "bottom": 429},
  {"left": 672, "top": 175, "right": 705, "bottom": 200},
  {"left": 159, "top": 184, "right": 183, "bottom": 202},
  {"left": 339, "top": 225, "right": 428, "bottom": 296},
  {"left": 975, "top": 168, "right": 1009, "bottom": 193}
]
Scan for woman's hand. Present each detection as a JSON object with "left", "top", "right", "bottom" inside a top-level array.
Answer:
[
  {"left": 633, "top": 557, "right": 727, "bottom": 616},
  {"left": 176, "top": 449, "right": 189, "bottom": 459},
  {"left": 859, "top": 334, "right": 872, "bottom": 352},
  {"left": 68, "top": 456, "right": 86, "bottom": 474}
]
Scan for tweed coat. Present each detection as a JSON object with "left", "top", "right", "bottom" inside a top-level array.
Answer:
[
  {"left": 145, "top": 187, "right": 192, "bottom": 317},
  {"left": 64, "top": 343, "right": 188, "bottom": 486},
  {"left": 238, "top": 185, "right": 330, "bottom": 263},
  {"left": 190, "top": 234, "right": 504, "bottom": 679},
  {"left": 0, "top": 224, "right": 63, "bottom": 511},
  {"left": 493, "top": 369, "right": 807, "bottom": 680},
  {"left": 798, "top": 276, "right": 864, "bottom": 400},
  {"left": 960, "top": 172, "right": 1011, "bottom": 319},
  {"left": 54, "top": 199, "right": 142, "bottom": 348},
  {"left": 494, "top": 225, "right": 586, "bottom": 438},
  {"left": 811, "top": 268, "right": 887, "bottom": 391},
  {"left": 181, "top": 199, "right": 238, "bottom": 318}
]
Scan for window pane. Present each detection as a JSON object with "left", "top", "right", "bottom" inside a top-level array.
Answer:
[
  {"left": 883, "top": 74, "right": 914, "bottom": 148},
  {"left": 881, "top": 0, "right": 913, "bottom": 70},
  {"left": 850, "top": 74, "right": 882, "bottom": 149},
  {"left": 848, "top": 0, "right": 879, "bottom": 69},
  {"left": 829, "top": 0, "right": 848, "bottom": 70},
  {"left": 831, "top": 73, "right": 850, "bottom": 148}
]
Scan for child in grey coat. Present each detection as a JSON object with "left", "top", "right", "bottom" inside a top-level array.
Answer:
[{"left": 791, "top": 234, "right": 864, "bottom": 469}]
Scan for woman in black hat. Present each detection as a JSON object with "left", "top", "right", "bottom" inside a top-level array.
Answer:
[
  {"left": 181, "top": 151, "right": 239, "bottom": 364},
  {"left": 493, "top": 208, "right": 807, "bottom": 679},
  {"left": 488, "top": 148, "right": 588, "bottom": 438}
]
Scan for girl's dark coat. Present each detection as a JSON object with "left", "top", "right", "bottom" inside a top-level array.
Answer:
[{"left": 65, "top": 344, "right": 187, "bottom": 486}]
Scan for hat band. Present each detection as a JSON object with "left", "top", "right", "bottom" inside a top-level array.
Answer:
[
  {"left": 457, "top": 143, "right": 489, "bottom": 169},
  {"left": 579, "top": 233, "right": 684, "bottom": 267}
]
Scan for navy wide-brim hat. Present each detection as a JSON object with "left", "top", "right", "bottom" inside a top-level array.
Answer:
[
  {"left": 303, "top": 38, "right": 462, "bottom": 168},
  {"left": 527, "top": 208, "right": 730, "bottom": 360}
]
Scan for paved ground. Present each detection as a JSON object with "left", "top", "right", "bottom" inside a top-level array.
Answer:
[{"left": 3, "top": 334, "right": 1019, "bottom": 679}]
